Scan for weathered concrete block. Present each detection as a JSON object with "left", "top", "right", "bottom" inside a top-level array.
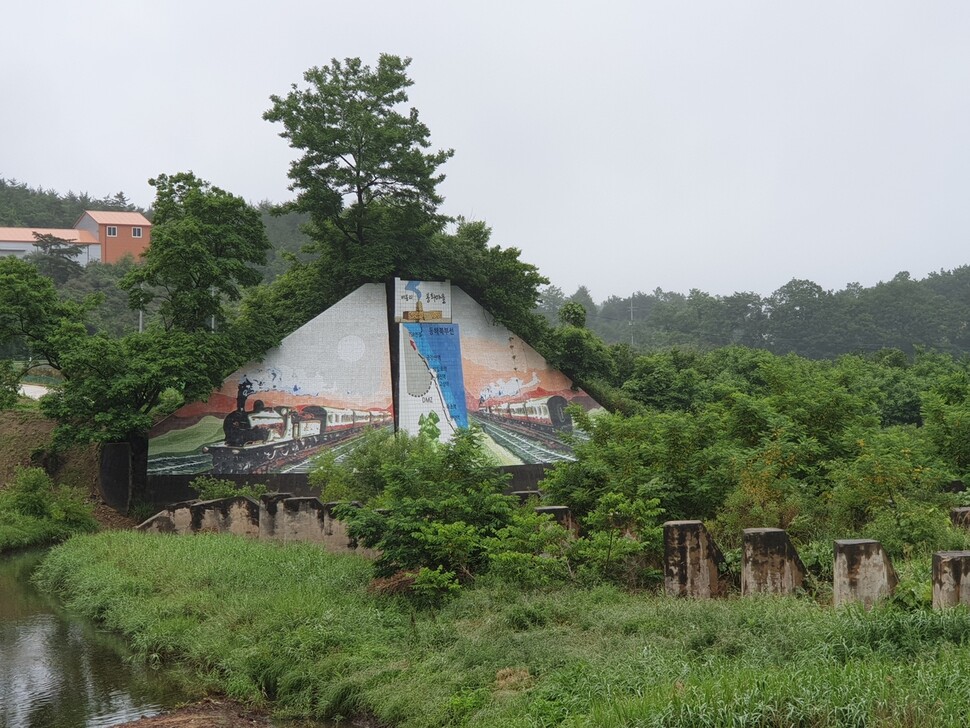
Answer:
[
  {"left": 277, "top": 497, "right": 328, "bottom": 543},
  {"left": 932, "top": 551, "right": 970, "bottom": 609},
  {"left": 136, "top": 500, "right": 198, "bottom": 534},
  {"left": 663, "top": 520, "right": 729, "bottom": 598},
  {"left": 189, "top": 496, "right": 260, "bottom": 537},
  {"left": 321, "top": 502, "right": 378, "bottom": 557},
  {"left": 258, "top": 492, "right": 293, "bottom": 540},
  {"left": 950, "top": 507, "right": 970, "bottom": 530},
  {"left": 833, "top": 539, "right": 897, "bottom": 608},
  {"left": 741, "top": 528, "right": 806, "bottom": 596},
  {"left": 534, "top": 506, "right": 579, "bottom": 536}
]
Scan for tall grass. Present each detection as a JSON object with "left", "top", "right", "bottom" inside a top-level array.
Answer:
[{"left": 35, "top": 531, "right": 970, "bottom": 727}]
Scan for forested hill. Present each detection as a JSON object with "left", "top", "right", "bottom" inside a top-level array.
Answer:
[
  {"left": 0, "top": 177, "right": 310, "bottom": 281},
  {"left": 0, "top": 177, "right": 145, "bottom": 226},
  {"left": 542, "top": 270, "right": 970, "bottom": 359}
]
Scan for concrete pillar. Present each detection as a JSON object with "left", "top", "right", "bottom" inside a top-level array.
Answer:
[
  {"left": 833, "top": 539, "right": 897, "bottom": 608},
  {"left": 741, "top": 528, "right": 806, "bottom": 596},
  {"left": 663, "top": 520, "right": 729, "bottom": 598},
  {"left": 535, "top": 506, "right": 579, "bottom": 536},
  {"left": 258, "top": 492, "right": 293, "bottom": 540},
  {"left": 932, "top": 551, "right": 970, "bottom": 609},
  {"left": 189, "top": 496, "right": 260, "bottom": 537},
  {"left": 950, "top": 507, "right": 970, "bottom": 530}
]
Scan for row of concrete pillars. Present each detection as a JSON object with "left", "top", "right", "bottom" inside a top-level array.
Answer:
[{"left": 664, "top": 520, "right": 970, "bottom": 610}]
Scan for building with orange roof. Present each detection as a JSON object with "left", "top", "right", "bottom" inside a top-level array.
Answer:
[{"left": 0, "top": 211, "right": 151, "bottom": 265}]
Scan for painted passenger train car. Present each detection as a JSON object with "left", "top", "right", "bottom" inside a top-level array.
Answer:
[{"left": 477, "top": 394, "right": 573, "bottom": 435}]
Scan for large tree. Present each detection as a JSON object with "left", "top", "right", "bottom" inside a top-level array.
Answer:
[
  {"left": 121, "top": 172, "right": 270, "bottom": 333},
  {"left": 264, "top": 54, "right": 453, "bottom": 292}
]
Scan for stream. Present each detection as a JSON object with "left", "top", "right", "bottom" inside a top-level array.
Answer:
[{"left": 0, "top": 549, "right": 191, "bottom": 728}]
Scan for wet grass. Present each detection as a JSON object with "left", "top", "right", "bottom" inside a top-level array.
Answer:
[{"left": 35, "top": 531, "right": 970, "bottom": 727}]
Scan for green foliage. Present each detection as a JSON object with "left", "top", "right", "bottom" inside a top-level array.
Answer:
[
  {"left": 0, "top": 359, "right": 18, "bottom": 410},
  {"left": 484, "top": 508, "right": 573, "bottom": 587},
  {"left": 545, "top": 345, "right": 970, "bottom": 556},
  {"left": 189, "top": 475, "right": 267, "bottom": 502},
  {"left": 309, "top": 427, "right": 413, "bottom": 503},
  {"left": 25, "top": 232, "right": 84, "bottom": 284},
  {"left": 0, "top": 466, "right": 97, "bottom": 551},
  {"left": 121, "top": 172, "right": 270, "bottom": 335},
  {"left": 264, "top": 54, "right": 452, "bottom": 298},
  {"left": 335, "top": 428, "right": 515, "bottom": 579},
  {"left": 0, "top": 177, "right": 142, "bottom": 228},
  {"left": 557, "top": 301, "right": 587, "bottom": 328},
  {"left": 411, "top": 566, "right": 462, "bottom": 610}
]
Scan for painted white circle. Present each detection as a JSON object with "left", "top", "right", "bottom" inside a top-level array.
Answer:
[{"left": 337, "top": 334, "right": 366, "bottom": 363}]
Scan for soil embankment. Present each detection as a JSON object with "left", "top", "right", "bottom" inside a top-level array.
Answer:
[{"left": 0, "top": 408, "right": 135, "bottom": 529}]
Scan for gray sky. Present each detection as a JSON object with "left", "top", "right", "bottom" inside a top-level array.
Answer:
[{"left": 5, "top": 2, "right": 970, "bottom": 302}]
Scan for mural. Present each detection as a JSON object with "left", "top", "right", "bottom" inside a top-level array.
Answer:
[
  {"left": 398, "top": 322, "right": 468, "bottom": 441},
  {"left": 148, "top": 284, "right": 394, "bottom": 475},
  {"left": 451, "top": 288, "right": 601, "bottom": 465},
  {"left": 148, "top": 280, "right": 603, "bottom": 476}
]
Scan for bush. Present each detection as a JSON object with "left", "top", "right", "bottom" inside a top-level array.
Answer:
[
  {"left": 333, "top": 427, "right": 515, "bottom": 580},
  {"left": 0, "top": 466, "right": 98, "bottom": 550}
]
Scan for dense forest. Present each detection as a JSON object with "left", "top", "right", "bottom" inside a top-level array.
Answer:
[
  {"left": 4, "top": 176, "right": 969, "bottom": 362},
  {"left": 542, "top": 269, "right": 970, "bottom": 359}
]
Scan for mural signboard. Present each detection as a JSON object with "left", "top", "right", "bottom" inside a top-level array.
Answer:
[
  {"left": 148, "top": 279, "right": 604, "bottom": 480},
  {"left": 394, "top": 278, "right": 452, "bottom": 322}
]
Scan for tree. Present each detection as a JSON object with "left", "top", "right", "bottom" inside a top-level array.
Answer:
[
  {"left": 264, "top": 55, "right": 453, "bottom": 293},
  {"left": 121, "top": 172, "right": 270, "bottom": 334},
  {"left": 0, "top": 256, "right": 78, "bottom": 369},
  {"left": 25, "top": 232, "right": 84, "bottom": 284}
]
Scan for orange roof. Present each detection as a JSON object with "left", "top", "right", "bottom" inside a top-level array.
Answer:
[
  {"left": 0, "top": 227, "right": 100, "bottom": 245},
  {"left": 76, "top": 210, "right": 151, "bottom": 226}
]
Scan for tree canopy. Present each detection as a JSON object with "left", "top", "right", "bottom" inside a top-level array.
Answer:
[
  {"left": 265, "top": 54, "right": 453, "bottom": 293},
  {"left": 121, "top": 172, "right": 270, "bottom": 333}
]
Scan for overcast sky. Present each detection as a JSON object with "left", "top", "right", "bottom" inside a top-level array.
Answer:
[{"left": 5, "top": 2, "right": 970, "bottom": 302}]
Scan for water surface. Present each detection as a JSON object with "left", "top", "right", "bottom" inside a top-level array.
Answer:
[{"left": 0, "top": 549, "right": 191, "bottom": 728}]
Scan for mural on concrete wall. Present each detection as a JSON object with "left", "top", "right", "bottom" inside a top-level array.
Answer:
[
  {"left": 398, "top": 322, "right": 469, "bottom": 441},
  {"left": 148, "top": 284, "right": 394, "bottom": 476},
  {"left": 148, "top": 280, "right": 602, "bottom": 477},
  {"left": 450, "top": 287, "right": 602, "bottom": 465}
]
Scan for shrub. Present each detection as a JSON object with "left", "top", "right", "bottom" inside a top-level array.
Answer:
[
  {"left": 0, "top": 466, "right": 97, "bottom": 550},
  {"left": 189, "top": 475, "right": 267, "bottom": 501}
]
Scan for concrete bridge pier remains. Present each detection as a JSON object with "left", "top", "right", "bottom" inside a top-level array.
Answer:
[
  {"left": 833, "top": 539, "right": 897, "bottom": 608},
  {"left": 741, "top": 528, "right": 806, "bottom": 596}
]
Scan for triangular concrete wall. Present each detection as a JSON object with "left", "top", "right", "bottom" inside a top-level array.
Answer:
[{"left": 148, "top": 281, "right": 601, "bottom": 476}]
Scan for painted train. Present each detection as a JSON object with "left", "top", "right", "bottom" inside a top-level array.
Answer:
[
  {"left": 203, "top": 380, "right": 391, "bottom": 473},
  {"left": 477, "top": 394, "right": 573, "bottom": 434}
]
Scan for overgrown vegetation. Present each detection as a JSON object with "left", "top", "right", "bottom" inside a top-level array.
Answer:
[
  {"left": 0, "top": 466, "right": 97, "bottom": 551},
  {"left": 34, "top": 531, "right": 970, "bottom": 727}
]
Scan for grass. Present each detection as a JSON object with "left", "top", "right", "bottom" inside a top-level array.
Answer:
[{"left": 35, "top": 531, "right": 970, "bottom": 727}]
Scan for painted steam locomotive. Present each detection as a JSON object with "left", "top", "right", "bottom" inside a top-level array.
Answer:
[
  {"left": 477, "top": 394, "right": 573, "bottom": 434},
  {"left": 203, "top": 379, "right": 391, "bottom": 474}
]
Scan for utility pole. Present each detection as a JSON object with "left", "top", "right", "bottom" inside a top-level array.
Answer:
[{"left": 629, "top": 297, "right": 634, "bottom": 347}]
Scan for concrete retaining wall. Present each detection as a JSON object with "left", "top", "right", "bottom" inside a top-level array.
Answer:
[{"left": 137, "top": 494, "right": 373, "bottom": 557}]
